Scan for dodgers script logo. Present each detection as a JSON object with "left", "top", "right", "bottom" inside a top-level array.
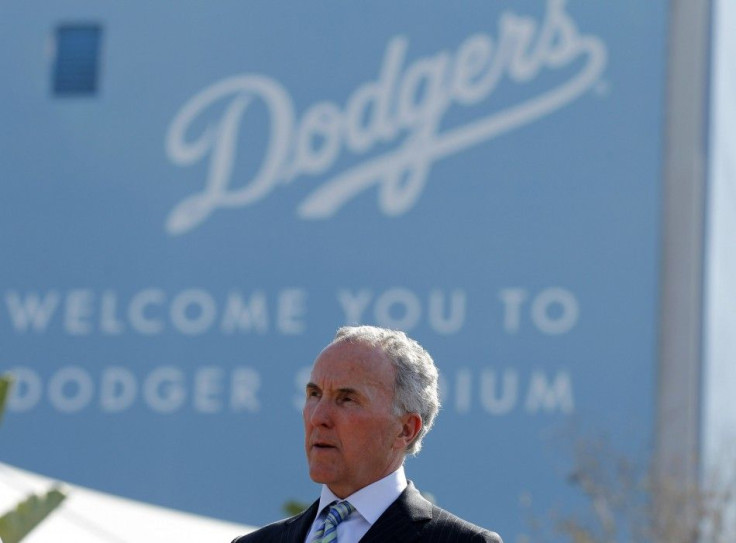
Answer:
[{"left": 165, "top": 0, "right": 607, "bottom": 235}]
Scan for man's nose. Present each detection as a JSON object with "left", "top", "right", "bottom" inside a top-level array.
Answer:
[{"left": 308, "top": 397, "right": 333, "bottom": 427}]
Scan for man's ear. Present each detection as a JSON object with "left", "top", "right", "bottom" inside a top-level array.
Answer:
[{"left": 397, "top": 412, "right": 422, "bottom": 448}]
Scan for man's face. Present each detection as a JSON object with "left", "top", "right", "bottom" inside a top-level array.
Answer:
[{"left": 303, "top": 340, "right": 416, "bottom": 498}]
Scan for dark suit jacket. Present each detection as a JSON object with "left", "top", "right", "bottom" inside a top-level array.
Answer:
[{"left": 232, "top": 482, "right": 502, "bottom": 542}]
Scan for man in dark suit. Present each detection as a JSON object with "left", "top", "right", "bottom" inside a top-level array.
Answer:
[{"left": 233, "top": 325, "right": 502, "bottom": 542}]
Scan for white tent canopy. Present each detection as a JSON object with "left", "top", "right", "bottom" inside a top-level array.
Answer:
[{"left": 0, "top": 462, "right": 255, "bottom": 543}]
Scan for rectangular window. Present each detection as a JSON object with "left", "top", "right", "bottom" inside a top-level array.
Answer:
[{"left": 52, "top": 24, "right": 102, "bottom": 96}]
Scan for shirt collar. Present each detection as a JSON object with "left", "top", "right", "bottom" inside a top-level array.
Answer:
[{"left": 317, "top": 466, "right": 407, "bottom": 525}]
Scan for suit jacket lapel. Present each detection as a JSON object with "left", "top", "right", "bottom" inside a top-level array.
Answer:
[
  {"left": 283, "top": 500, "right": 319, "bottom": 543},
  {"left": 359, "top": 482, "right": 432, "bottom": 543}
]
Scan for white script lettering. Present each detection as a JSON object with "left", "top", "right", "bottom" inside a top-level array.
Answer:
[{"left": 165, "top": 0, "right": 607, "bottom": 234}]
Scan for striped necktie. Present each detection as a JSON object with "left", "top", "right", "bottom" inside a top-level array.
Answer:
[{"left": 311, "top": 501, "right": 356, "bottom": 543}]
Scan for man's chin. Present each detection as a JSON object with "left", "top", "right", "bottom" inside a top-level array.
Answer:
[{"left": 307, "top": 464, "right": 331, "bottom": 484}]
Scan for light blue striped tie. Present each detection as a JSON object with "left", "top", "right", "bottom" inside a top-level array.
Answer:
[{"left": 311, "top": 501, "right": 355, "bottom": 543}]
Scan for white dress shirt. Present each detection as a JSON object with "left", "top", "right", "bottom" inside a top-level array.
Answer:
[{"left": 304, "top": 466, "right": 408, "bottom": 543}]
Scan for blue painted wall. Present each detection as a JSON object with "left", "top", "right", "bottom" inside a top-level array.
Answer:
[{"left": 0, "top": 1, "right": 668, "bottom": 539}]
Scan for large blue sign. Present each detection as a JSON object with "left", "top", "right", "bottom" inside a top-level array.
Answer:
[{"left": 0, "top": 1, "right": 668, "bottom": 539}]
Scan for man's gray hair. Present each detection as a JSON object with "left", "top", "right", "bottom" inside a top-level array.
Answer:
[{"left": 332, "top": 325, "right": 440, "bottom": 455}]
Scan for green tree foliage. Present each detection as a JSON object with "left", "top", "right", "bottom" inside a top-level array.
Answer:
[
  {"left": 0, "top": 375, "right": 11, "bottom": 425},
  {"left": 0, "top": 374, "right": 68, "bottom": 543},
  {"left": 282, "top": 500, "right": 310, "bottom": 516},
  {"left": 0, "top": 489, "right": 66, "bottom": 543}
]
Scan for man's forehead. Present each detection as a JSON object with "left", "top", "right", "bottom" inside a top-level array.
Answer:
[{"left": 309, "top": 340, "right": 394, "bottom": 387}]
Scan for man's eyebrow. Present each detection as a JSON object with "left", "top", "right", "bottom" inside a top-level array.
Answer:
[
  {"left": 304, "top": 383, "right": 360, "bottom": 396},
  {"left": 336, "top": 387, "right": 359, "bottom": 395}
]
